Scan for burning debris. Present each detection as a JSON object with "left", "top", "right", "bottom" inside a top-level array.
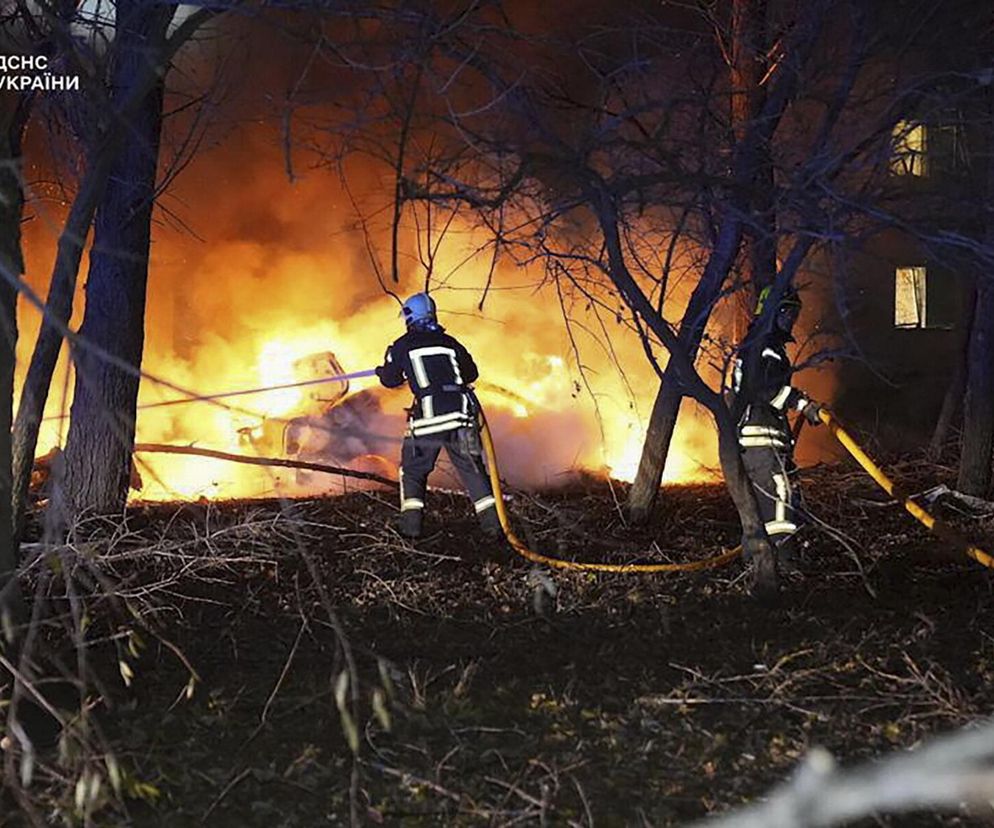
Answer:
[
  {"left": 133, "top": 351, "right": 405, "bottom": 496},
  {"left": 282, "top": 388, "right": 399, "bottom": 480},
  {"left": 229, "top": 350, "right": 404, "bottom": 486}
]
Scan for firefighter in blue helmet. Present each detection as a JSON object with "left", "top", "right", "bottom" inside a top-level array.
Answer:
[
  {"left": 376, "top": 293, "right": 501, "bottom": 539},
  {"left": 731, "top": 286, "right": 822, "bottom": 567}
]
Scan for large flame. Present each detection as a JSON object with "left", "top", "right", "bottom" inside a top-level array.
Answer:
[{"left": 18, "top": 127, "right": 722, "bottom": 502}]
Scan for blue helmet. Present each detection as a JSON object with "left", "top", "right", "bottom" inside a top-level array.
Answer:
[{"left": 401, "top": 292, "right": 438, "bottom": 329}]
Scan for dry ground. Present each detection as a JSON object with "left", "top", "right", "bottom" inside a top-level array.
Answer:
[{"left": 4, "top": 458, "right": 994, "bottom": 826}]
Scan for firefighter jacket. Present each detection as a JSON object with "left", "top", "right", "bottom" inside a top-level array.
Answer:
[
  {"left": 376, "top": 327, "right": 479, "bottom": 437},
  {"left": 731, "top": 331, "right": 811, "bottom": 451}
]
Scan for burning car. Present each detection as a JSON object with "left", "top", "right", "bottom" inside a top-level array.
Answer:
[
  {"left": 233, "top": 350, "right": 401, "bottom": 482},
  {"left": 283, "top": 387, "right": 399, "bottom": 471}
]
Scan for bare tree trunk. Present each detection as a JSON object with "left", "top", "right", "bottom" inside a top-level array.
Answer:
[
  {"left": 731, "top": 0, "right": 775, "bottom": 306},
  {"left": 61, "top": 2, "right": 172, "bottom": 518},
  {"left": 625, "top": 216, "right": 745, "bottom": 522},
  {"left": 627, "top": 0, "right": 773, "bottom": 523},
  {"left": 958, "top": 280, "right": 994, "bottom": 496},
  {"left": 594, "top": 188, "right": 777, "bottom": 592},
  {"left": 957, "top": 94, "right": 994, "bottom": 497},
  {"left": 929, "top": 364, "right": 964, "bottom": 460},
  {"left": 627, "top": 382, "right": 681, "bottom": 522},
  {"left": 714, "top": 405, "right": 777, "bottom": 595},
  {"left": 0, "top": 92, "right": 26, "bottom": 633},
  {"left": 929, "top": 286, "right": 974, "bottom": 460},
  {"left": 10, "top": 3, "right": 194, "bottom": 530},
  {"left": 10, "top": 149, "right": 117, "bottom": 534}
]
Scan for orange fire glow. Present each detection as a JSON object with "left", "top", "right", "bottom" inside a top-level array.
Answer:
[{"left": 18, "top": 129, "right": 722, "bottom": 503}]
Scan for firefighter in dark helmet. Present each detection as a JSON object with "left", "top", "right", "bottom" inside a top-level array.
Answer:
[
  {"left": 376, "top": 292, "right": 501, "bottom": 539},
  {"left": 731, "top": 285, "right": 822, "bottom": 566}
]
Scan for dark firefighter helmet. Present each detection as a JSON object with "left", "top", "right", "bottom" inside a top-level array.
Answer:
[
  {"left": 400, "top": 292, "right": 438, "bottom": 329},
  {"left": 754, "top": 285, "right": 802, "bottom": 336}
]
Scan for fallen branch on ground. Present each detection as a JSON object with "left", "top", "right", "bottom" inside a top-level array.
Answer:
[
  {"left": 689, "top": 718, "right": 994, "bottom": 827},
  {"left": 133, "top": 443, "right": 398, "bottom": 488}
]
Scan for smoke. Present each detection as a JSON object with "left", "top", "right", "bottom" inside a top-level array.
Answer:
[
  {"left": 12, "top": 109, "right": 728, "bottom": 501},
  {"left": 13, "top": 19, "right": 836, "bottom": 503}
]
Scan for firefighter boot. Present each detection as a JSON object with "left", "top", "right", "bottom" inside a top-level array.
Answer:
[
  {"left": 398, "top": 508, "right": 423, "bottom": 539},
  {"left": 478, "top": 506, "right": 502, "bottom": 538},
  {"left": 774, "top": 535, "right": 801, "bottom": 574}
]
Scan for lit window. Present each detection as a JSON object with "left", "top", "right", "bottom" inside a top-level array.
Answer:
[
  {"left": 891, "top": 120, "right": 927, "bottom": 176},
  {"left": 894, "top": 266, "right": 927, "bottom": 328}
]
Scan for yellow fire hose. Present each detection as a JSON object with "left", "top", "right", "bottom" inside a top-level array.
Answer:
[
  {"left": 476, "top": 405, "right": 994, "bottom": 573},
  {"left": 817, "top": 408, "right": 994, "bottom": 570},
  {"left": 478, "top": 410, "right": 743, "bottom": 572}
]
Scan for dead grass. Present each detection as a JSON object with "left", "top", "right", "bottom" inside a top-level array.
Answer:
[{"left": 3, "top": 460, "right": 994, "bottom": 826}]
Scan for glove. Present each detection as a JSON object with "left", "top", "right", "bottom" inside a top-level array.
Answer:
[{"left": 801, "top": 399, "right": 823, "bottom": 426}]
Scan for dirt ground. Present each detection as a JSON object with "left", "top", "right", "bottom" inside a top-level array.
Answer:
[{"left": 4, "top": 458, "right": 994, "bottom": 827}]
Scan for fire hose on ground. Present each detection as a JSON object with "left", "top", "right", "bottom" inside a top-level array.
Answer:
[
  {"left": 123, "top": 366, "right": 993, "bottom": 573},
  {"left": 477, "top": 406, "right": 742, "bottom": 572},
  {"left": 815, "top": 407, "right": 994, "bottom": 570},
  {"left": 477, "top": 403, "right": 994, "bottom": 574}
]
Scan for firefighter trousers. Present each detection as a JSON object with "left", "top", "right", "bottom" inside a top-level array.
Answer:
[
  {"left": 741, "top": 445, "right": 802, "bottom": 552},
  {"left": 397, "top": 426, "right": 500, "bottom": 538}
]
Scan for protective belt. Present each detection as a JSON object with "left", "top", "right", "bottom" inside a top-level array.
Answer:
[{"left": 417, "top": 383, "right": 465, "bottom": 398}]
